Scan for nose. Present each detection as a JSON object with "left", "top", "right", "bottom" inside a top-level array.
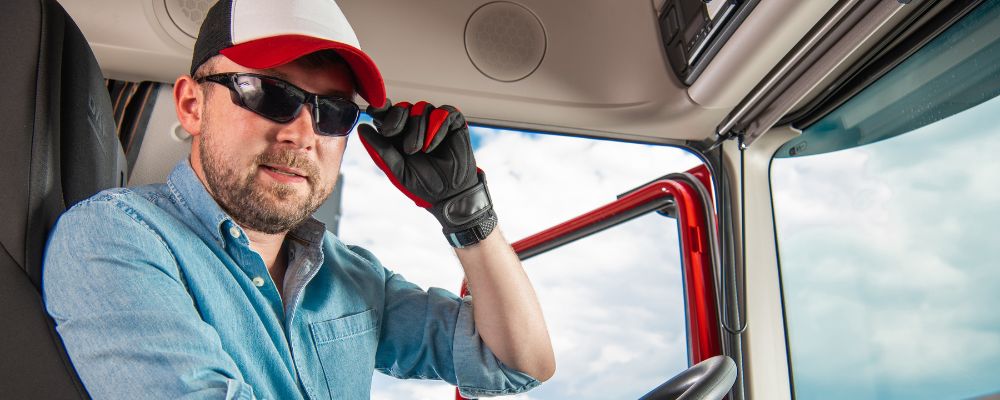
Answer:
[{"left": 274, "top": 104, "right": 318, "bottom": 150}]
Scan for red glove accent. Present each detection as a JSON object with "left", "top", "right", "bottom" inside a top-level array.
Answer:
[{"left": 424, "top": 107, "right": 453, "bottom": 152}]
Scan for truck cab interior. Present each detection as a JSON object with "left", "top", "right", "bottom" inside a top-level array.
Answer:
[{"left": 2, "top": 0, "right": 998, "bottom": 399}]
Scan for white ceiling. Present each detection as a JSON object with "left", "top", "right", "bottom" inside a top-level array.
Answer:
[{"left": 61, "top": 0, "right": 837, "bottom": 143}]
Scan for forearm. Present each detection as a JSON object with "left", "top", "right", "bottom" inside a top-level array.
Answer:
[
  {"left": 454, "top": 227, "right": 556, "bottom": 381},
  {"left": 360, "top": 100, "right": 555, "bottom": 381}
]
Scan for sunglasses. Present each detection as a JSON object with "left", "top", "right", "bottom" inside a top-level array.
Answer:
[{"left": 197, "top": 72, "right": 360, "bottom": 137}]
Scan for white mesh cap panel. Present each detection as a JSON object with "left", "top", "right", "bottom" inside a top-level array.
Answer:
[{"left": 229, "top": 0, "right": 362, "bottom": 49}]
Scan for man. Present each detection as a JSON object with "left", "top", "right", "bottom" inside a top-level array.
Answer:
[{"left": 42, "top": 0, "right": 555, "bottom": 398}]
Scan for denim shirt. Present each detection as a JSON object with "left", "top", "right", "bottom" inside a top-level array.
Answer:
[{"left": 43, "top": 159, "right": 538, "bottom": 400}]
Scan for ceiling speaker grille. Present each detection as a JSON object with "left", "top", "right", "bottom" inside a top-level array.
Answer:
[
  {"left": 464, "top": 2, "right": 546, "bottom": 82},
  {"left": 164, "top": 0, "right": 214, "bottom": 39}
]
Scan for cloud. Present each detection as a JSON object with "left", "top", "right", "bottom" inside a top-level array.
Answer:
[{"left": 337, "top": 125, "right": 701, "bottom": 399}]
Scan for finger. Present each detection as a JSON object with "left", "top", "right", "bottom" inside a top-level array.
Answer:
[
  {"left": 359, "top": 124, "right": 433, "bottom": 208},
  {"left": 402, "top": 101, "right": 432, "bottom": 155},
  {"left": 365, "top": 98, "right": 392, "bottom": 130},
  {"left": 423, "top": 105, "right": 465, "bottom": 153},
  {"left": 381, "top": 102, "right": 410, "bottom": 137},
  {"left": 368, "top": 101, "right": 410, "bottom": 138},
  {"left": 358, "top": 123, "right": 405, "bottom": 178},
  {"left": 365, "top": 98, "right": 392, "bottom": 119},
  {"left": 438, "top": 112, "right": 477, "bottom": 186}
]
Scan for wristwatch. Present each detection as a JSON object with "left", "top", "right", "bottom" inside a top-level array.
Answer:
[{"left": 445, "top": 209, "right": 498, "bottom": 248}]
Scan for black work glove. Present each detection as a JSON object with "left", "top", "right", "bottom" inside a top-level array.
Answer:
[{"left": 358, "top": 100, "right": 497, "bottom": 244}]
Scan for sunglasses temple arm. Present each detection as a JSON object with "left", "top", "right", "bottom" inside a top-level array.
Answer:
[{"left": 312, "top": 96, "right": 321, "bottom": 124}]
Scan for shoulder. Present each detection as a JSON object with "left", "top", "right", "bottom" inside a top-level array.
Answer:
[
  {"left": 50, "top": 185, "right": 183, "bottom": 258},
  {"left": 65, "top": 184, "right": 170, "bottom": 213},
  {"left": 344, "top": 242, "right": 379, "bottom": 265},
  {"left": 44, "top": 187, "right": 182, "bottom": 289},
  {"left": 61, "top": 187, "right": 144, "bottom": 223},
  {"left": 58, "top": 185, "right": 171, "bottom": 229},
  {"left": 322, "top": 234, "right": 390, "bottom": 277}
]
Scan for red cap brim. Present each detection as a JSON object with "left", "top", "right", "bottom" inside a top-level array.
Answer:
[{"left": 220, "top": 35, "right": 386, "bottom": 108}]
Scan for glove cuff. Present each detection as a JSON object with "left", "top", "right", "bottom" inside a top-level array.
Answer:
[
  {"left": 431, "top": 172, "right": 496, "bottom": 244},
  {"left": 444, "top": 209, "right": 498, "bottom": 248}
]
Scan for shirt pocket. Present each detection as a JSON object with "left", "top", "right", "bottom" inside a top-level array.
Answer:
[{"left": 310, "top": 309, "right": 378, "bottom": 399}]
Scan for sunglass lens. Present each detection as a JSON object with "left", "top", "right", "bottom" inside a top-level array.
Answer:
[
  {"left": 232, "top": 75, "right": 303, "bottom": 122},
  {"left": 316, "top": 97, "right": 360, "bottom": 136}
]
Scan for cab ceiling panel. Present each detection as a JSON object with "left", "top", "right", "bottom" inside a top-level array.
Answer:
[
  {"left": 60, "top": 0, "right": 835, "bottom": 144},
  {"left": 60, "top": 0, "right": 202, "bottom": 83},
  {"left": 338, "top": 0, "right": 710, "bottom": 143}
]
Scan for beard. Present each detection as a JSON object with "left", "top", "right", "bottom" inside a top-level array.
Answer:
[{"left": 198, "top": 123, "right": 334, "bottom": 234}]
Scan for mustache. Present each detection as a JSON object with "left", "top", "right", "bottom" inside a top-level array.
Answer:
[{"left": 254, "top": 149, "right": 320, "bottom": 181}]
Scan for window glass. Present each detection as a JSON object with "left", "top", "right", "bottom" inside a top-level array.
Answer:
[
  {"left": 771, "top": 4, "right": 1000, "bottom": 398},
  {"left": 337, "top": 123, "right": 701, "bottom": 398},
  {"left": 776, "top": 1, "right": 1000, "bottom": 158}
]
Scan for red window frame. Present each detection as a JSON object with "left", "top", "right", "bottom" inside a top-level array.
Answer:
[{"left": 455, "top": 165, "right": 722, "bottom": 400}]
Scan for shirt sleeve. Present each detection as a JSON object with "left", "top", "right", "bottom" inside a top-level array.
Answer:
[
  {"left": 43, "top": 197, "right": 258, "bottom": 400},
  {"left": 349, "top": 246, "right": 540, "bottom": 398}
]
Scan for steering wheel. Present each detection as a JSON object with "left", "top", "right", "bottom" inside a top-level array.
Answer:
[{"left": 638, "top": 355, "right": 737, "bottom": 400}]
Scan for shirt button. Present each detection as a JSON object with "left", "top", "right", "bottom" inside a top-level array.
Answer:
[
  {"left": 229, "top": 226, "right": 241, "bottom": 239},
  {"left": 252, "top": 276, "right": 265, "bottom": 287}
]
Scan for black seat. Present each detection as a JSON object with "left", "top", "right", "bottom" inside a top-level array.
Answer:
[{"left": 0, "top": 0, "right": 126, "bottom": 397}]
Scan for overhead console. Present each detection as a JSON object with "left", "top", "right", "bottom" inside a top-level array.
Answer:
[{"left": 659, "top": 0, "right": 759, "bottom": 86}]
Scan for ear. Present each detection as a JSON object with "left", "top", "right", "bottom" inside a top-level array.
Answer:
[{"left": 174, "top": 75, "right": 205, "bottom": 138}]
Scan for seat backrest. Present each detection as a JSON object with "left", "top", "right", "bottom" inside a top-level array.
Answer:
[{"left": 0, "top": 0, "right": 126, "bottom": 397}]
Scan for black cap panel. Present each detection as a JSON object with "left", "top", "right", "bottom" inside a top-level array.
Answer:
[{"left": 189, "top": 0, "right": 233, "bottom": 76}]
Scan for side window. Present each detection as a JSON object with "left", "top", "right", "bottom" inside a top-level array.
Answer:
[
  {"left": 771, "top": 3, "right": 1000, "bottom": 399},
  {"left": 337, "top": 123, "right": 701, "bottom": 398}
]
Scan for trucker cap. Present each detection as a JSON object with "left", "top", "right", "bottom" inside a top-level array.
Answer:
[{"left": 190, "top": 0, "right": 386, "bottom": 107}]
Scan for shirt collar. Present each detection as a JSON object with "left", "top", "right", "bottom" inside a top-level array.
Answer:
[
  {"left": 287, "top": 218, "right": 326, "bottom": 247},
  {"left": 166, "top": 158, "right": 328, "bottom": 247},
  {"left": 167, "top": 158, "right": 232, "bottom": 243}
]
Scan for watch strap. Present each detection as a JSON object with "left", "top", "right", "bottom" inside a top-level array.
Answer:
[{"left": 445, "top": 209, "right": 498, "bottom": 248}]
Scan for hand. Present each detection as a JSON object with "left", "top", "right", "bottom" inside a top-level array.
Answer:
[{"left": 358, "top": 100, "right": 496, "bottom": 242}]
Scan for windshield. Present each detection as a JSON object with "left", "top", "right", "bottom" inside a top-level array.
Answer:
[
  {"left": 776, "top": 1, "right": 1000, "bottom": 158},
  {"left": 771, "top": 2, "right": 1000, "bottom": 398}
]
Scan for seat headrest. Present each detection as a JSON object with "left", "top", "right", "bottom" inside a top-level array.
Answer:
[{"left": 0, "top": 0, "right": 126, "bottom": 287}]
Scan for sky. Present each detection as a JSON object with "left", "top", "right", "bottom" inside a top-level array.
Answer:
[{"left": 336, "top": 123, "right": 701, "bottom": 399}]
